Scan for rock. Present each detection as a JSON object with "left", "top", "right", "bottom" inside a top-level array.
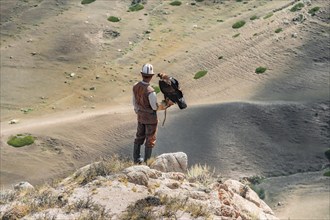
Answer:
[
  {"left": 292, "top": 33, "right": 298, "bottom": 38},
  {"left": 150, "top": 152, "right": 188, "bottom": 173},
  {"left": 31, "top": 52, "right": 37, "bottom": 56},
  {"left": 9, "top": 119, "right": 19, "bottom": 124},
  {"left": 123, "top": 165, "right": 161, "bottom": 186},
  {"left": 14, "top": 181, "right": 34, "bottom": 191},
  {"left": 95, "top": 75, "right": 100, "bottom": 79},
  {"left": 90, "top": 86, "right": 96, "bottom": 90},
  {"left": 70, "top": 72, "right": 75, "bottom": 77}
]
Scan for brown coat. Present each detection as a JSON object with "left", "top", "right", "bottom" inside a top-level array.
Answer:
[{"left": 133, "top": 82, "right": 158, "bottom": 124}]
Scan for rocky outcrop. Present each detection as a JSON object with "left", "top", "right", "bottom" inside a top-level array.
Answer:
[
  {"left": 150, "top": 152, "right": 188, "bottom": 173},
  {"left": 0, "top": 153, "right": 278, "bottom": 220}
]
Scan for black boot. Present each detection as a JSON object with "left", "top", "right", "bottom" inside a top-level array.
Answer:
[
  {"left": 144, "top": 147, "right": 153, "bottom": 163},
  {"left": 133, "top": 144, "right": 143, "bottom": 164}
]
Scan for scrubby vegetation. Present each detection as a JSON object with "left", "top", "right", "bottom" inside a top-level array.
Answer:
[
  {"left": 194, "top": 70, "right": 208, "bottom": 79},
  {"left": 108, "top": 16, "right": 120, "bottom": 22},
  {"left": 308, "top": 7, "right": 320, "bottom": 16},
  {"left": 325, "top": 149, "right": 330, "bottom": 161},
  {"left": 324, "top": 170, "right": 330, "bottom": 177},
  {"left": 187, "top": 164, "right": 215, "bottom": 186},
  {"left": 243, "top": 175, "right": 266, "bottom": 199},
  {"left": 275, "top": 28, "right": 283, "bottom": 33},
  {"left": 233, "top": 33, "right": 240, "bottom": 38},
  {"left": 290, "top": 3, "right": 304, "bottom": 12},
  {"left": 129, "top": 3, "right": 144, "bottom": 11},
  {"left": 250, "top": 15, "right": 258, "bottom": 20},
  {"left": 152, "top": 86, "right": 160, "bottom": 94},
  {"left": 170, "top": 1, "right": 182, "bottom": 6},
  {"left": 263, "top": 13, "right": 273, "bottom": 19},
  {"left": 232, "top": 20, "right": 246, "bottom": 29},
  {"left": 255, "top": 66, "right": 267, "bottom": 74},
  {"left": 7, "top": 134, "right": 35, "bottom": 147},
  {"left": 81, "top": 0, "right": 95, "bottom": 4}
]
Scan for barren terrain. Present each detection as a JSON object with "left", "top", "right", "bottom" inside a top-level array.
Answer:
[{"left": 1, "top": 0, "right": 329, "bottom": 219}]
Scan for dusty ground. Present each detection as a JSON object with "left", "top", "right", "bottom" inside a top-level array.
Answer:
[{"left": 1, "top": 0, "right": 329, "bottom": 219}]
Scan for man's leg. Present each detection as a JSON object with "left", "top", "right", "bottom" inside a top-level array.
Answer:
[
  {"left": 144, "top": 123, "right": 158, "bottom": 162},
  {"left": 134, "top": 122, "right": 145, "bottom": 164}
]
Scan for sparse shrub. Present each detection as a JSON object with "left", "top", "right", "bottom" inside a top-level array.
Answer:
[
  {"left": 263, "top": 13, "right": 273, "bottom": 19},
  {"left": 194, "top": 70, "right": 208, "bottom": 79},
  {"left": 121, "top": 196, "right": 161, "bottom": 219},
  {"left": 129, "top": 3, "right": 144, "bottom": 11},
  {"left": 324, "top": 170, "right": 330, "bottom": 177},
  {"left": 255, "top": 66, "right": 267, "bottom": 74},
  {"left": 187, "top": 164, "right": 215, "bottom": 186},
  {"left": 233, "top": 33, "right": 240, "bottom": 38},
  {"left": 290, "top": 3, "right": 304, "bottom": 12},
  {"left": 250, "top": 15, "right": 258, "bottom": 20},
  {"left": 81, "top": 0, "right": 95, "bottom": 4},
  {"left": 308, "top": 7, "right": 320, "bottom": 16},
  {"left": 7, "top": 135, "right": 35, "bottom": 147},
  {"left": 232, "top": 20, "right": 246, "bottom": 29},
  {"left": 108, "top": 16, "right": 120, "bottom": 22},
  {"left": 275, "top": 28, "right": 283, "bottom": 33},
  {"left": 236, "top": 0, "right": 243, "bottom": 2},
  {"left": 325, "top": 149, "right": 330, "bottom": 161},
  {"left": 218, "top": 56, "right": 223, "bottom": 59},
  {"left": 196, "top": 0, "right": 204, "bottom": 2},
  {"left": 250, "top": 184, "right": 265, "bottom": 199},
  {"left": 170, "top": 1, "right": 182, "bottom": 6},
  {"left": 152, "top": 85, "right": 160, "bottom": 94},
  {"left": 217, "top": 19, "right": 224, "bottom": 22},
  {"left": 2, "top": 204, "right": 30, "bottom": 220}
]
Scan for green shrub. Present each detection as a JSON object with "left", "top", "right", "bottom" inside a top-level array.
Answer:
[
  {"left": 324, "top": 170, "right": 330, "bottom": 177},
  {"left": 290, "top": 3, "right": 304, "bottom": 12},
  {"left": 81, "top": 0, "right": 95, "bottom": 4},
  {"left": 129, "top": 3, "right": 144, "bottom": 11},
  {"left": 107, "top": 16, "right": 120, "bottom": 22},
  {"left": 232, "top": 20, "right": 246, "bottom": 29},
  {"left": 194, "top": 70, "right": 208, "bottom": 79},
  {"left": 325, "top": 149, "right": 330, "bottom": 161},
  {"left": 170, "top": 1, "right": 182, "bottom": 6},
  {"left": 152, "top": 85, "right": 160, "bottom": 94},
  {"left": 250, "top": 185, "right": 265, "bottom": 199},
  {"left": 263, "top": 13, "right": 273, "bottom": 19},
  {"left": 275, "top": 28, "right": 283, "bottom": 33},
  {"left": 250, "top": 15, "right": 258, "bottom": 20},
  {"left": 308, "top": 7, "right": 320, "bottom": 16},
  {"left": 236, "top": 0, "right": 243, "bottom": 2},
  {"left": 7, "top": 135, "right": 35, "bottom": 147},
  {"left": 196, "top": 0, "right": 204, "bottom": 2},
  {"left": 233, "top": 33, "right": 240, "bottom": 38},
  {"left": 255, "top": 66, "right": 267, "bottom": 74}
]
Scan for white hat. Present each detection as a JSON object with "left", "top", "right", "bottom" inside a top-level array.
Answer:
[{"left": 141, "top": 63, "right": 154, "bottom": 75}]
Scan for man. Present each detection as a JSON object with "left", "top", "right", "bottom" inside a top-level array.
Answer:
[{"left": 132, "top": 63, "right": 172, "bottom": 164}]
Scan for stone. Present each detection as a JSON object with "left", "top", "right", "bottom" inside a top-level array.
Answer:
[
  {"left": 123, "top": 165, "right": 161, "bottom": 186},
  {"left": 14, "top": 181, "right": 34, "bottom": 191},
  {"left": 292, "top": 33, "right": 298, "bottom": 38},
  {"left": 150, "top": 152, "right": 188, "bottom": 173},
  {"left": 9, "top": 119, "right": 19, "bottom": 124},
  {"left": 70, "top": 73, "right": 75, "bottom": 77}
]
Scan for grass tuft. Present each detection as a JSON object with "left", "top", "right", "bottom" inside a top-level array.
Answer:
[
  {"left": 187, "top": 164, "right": 215, "bottom": 186},
  {"left": 232, "top": 20, "right": 246, "bottom": 29},
  {"left": 108, "top": 16, "right": 120, "bottom": 22},
  {"left": 194, "top": 70, "right": 208, "bottom": 79},
  {"left": 129, "top": 3, "right": 144, "bottom": 11},
  {"left": 308, "top": 6, "right": 320, "bottom": 16},
  {"left": 170, "top": 1, "right": 182, "bottom": 6},
  {"left": 233, "top": 33, "right": 240, "bottom": 38},
  {"left": 7, "top": 135, "right": 35, "bottom": 147},
  {"left": 324, "top": 170, "right": 330, "bottom": 177},
  {"left": 275, "top": 28, "right": 283, "bottom": 33},
  {"left": 250, "top": 15, "right": 258, "bottom": 20},
  {"left": 263, "top": 13, "right": 273, "bottom": 19},
  {"left": 81, "top": 0, "right": 95, "bottom": 4},
  {"left": 152, "top": 85, "right": 160, "bottom": 94},
  {"left": 290, "top": 3, "right": 304, "bottom": 12},
  {"left": 255, "top": 66, "right": 267, "bottom": 74}
]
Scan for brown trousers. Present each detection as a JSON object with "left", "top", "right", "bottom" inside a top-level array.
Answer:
[{"left": 134, "top": 122, "right": 158, "bottom": 148}]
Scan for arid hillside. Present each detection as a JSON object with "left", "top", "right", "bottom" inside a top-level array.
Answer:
[{"left": 1, "top": 0, "right": 329, "bottom": 219}]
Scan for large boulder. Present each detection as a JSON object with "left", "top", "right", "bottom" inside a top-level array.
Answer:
[
  {"left": 122, "top": 165, "right": 161, "bottom": 186},
  {"left": 150, "top": 152, "right": 188, "bottom": 173}
]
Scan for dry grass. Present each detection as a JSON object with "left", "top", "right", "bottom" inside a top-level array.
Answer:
[{"left": 187, "top": 164, "right": 215, "bottom": 186}]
